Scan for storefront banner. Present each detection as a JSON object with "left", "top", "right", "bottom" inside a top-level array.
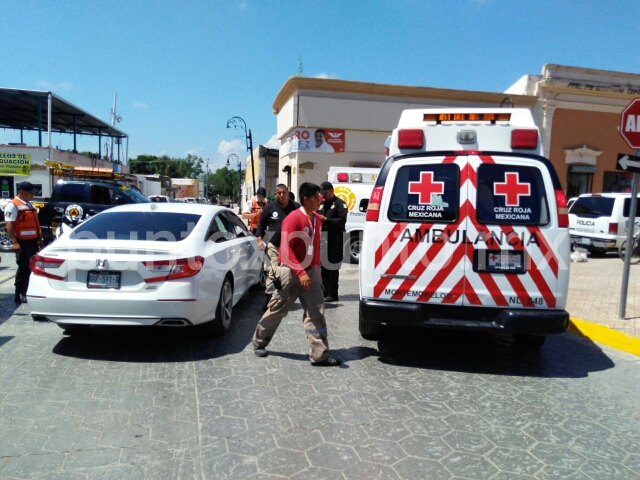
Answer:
[
  {"left": 282, "top": 128, "right": 345, "bottom": 154},
  {"left": 0, "top": 153, "right": 31, "bottom": 176}
]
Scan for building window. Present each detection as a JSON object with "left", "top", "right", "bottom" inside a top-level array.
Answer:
[
  {"left": 566, "top": 165, "right": 596, "bottom": 198},
  {"left": 603, "top": 171, "right": 634, "bottom": 193}
]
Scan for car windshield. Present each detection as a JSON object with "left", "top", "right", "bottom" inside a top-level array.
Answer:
[
  {"left": 119, "top": 187, "right": 151, "bottom": 203},
  {"left": 70, "top": 211, "right": 201, "bottom": 241},
  {"left": 569, "top": 196, "right": 615, "bottom": 217}
]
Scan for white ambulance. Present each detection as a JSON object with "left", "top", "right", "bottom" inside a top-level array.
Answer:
[
  {"left": 359, "top": 109, "right": 570, "bottom": 348},
  {"left": 327, "top": 166, "right": 379, "bottom": 263}
]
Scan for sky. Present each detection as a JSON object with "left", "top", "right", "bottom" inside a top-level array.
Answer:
[{"left": 1, "top": 0, "right": 639, "bottom": 172}]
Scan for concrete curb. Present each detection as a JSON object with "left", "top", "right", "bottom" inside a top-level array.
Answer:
[{"left": 569, "top": 317, "right": 640, "bottom": 357}]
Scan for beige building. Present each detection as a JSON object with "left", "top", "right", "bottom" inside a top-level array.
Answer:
[{"left": 273, "top": 65, "right": 640, "bottom": 198}]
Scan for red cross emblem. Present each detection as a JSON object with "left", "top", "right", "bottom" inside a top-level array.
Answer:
[
  {"left": 493, "top": 172, "right": 530, "bottom": 207},
  {"left": 408, "top": 171, "right": 445, "bottom": 204}
]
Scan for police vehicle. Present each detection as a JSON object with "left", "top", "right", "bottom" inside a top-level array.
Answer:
[
  {"left": 327, "top": 166, "right": 379, "bottom": 263},
  {"left": 359, "top": 109, "right": 570, "bottom": 348}
]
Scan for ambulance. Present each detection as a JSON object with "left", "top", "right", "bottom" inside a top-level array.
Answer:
[
  {"left": 327, "top": 166, "right": 379, "bottom": 263},
  {"left": 359, "top": 109, "right": 570, "bottom": 348}
]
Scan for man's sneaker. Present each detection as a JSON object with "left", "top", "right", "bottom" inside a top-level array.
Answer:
[
  {"left": 312, "top": 356, "right": 341, "bottom": 367},
  {"left": 14, "top": 295, "right": 27, "bottom": 304},
  {"left": 254, "top": 347, "right": 269, "bottom": 358}
]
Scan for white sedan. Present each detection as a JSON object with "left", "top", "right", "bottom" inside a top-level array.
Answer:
[{"left": 27, "top": 203, "right": 265, "bottom": 335}]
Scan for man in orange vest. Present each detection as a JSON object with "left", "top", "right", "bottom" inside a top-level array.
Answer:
[
  {"left": 241, "top": 187, "right": 268, "bottom": 235},
  {"left": 4, "top": 181, "right": 44, "bottom": 303}
]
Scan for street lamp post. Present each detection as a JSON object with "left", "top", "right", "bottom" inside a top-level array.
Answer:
[
  {"left": 226, "top": 154, "right": 242, "bottom": 208},
  {"left": 226, "top": 116, "right": 256, "bottom": 195},
  {"left": 204, "top": 158, "right": 210, "bottom": 201}
]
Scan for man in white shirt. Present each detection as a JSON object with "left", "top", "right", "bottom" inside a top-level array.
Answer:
[{"left": 313, "top": 129, "right": 334, "bottom": 153}]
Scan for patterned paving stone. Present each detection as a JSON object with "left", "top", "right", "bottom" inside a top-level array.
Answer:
[
  {"left": 1, "top": 269, "right": 640, "bottom": 479},
  {"left": 307, "top": 443, "right": 358, "bottom": 471}
]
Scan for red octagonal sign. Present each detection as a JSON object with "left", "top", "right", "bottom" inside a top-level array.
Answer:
[{"left": 620, "top": 98, "right": 640, "bottom": 149}]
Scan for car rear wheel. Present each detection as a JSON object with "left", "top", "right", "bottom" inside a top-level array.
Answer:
[
  {"left": 359, "top": 307, "right": 383, "bottom": 340},
  {"left": 349, "top": 231, "right": 362, "bottom": 264},
  {"left": 203, "top": 276, "right": 233, "bottom": 336}
]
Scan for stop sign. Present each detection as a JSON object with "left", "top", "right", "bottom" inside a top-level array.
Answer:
[{"left": 620, "top": 98, "right": 640, "bottom": 149}]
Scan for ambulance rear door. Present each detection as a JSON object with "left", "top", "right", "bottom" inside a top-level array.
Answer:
[
  {"left": 466, "top": 153, "right": 562, "bottom": 310},
  {"left": 368, "top": 154, "right": 471, "bottom": 306}
]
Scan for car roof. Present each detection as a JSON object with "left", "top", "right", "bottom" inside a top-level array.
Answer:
[
  {"left": 577, "top": 193, "right": 638, "bottom": 198},
  {"left": 100, "top": 203, "right": 231, "bottom": 215}
]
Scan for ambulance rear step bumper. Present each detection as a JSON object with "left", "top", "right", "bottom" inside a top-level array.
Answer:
[{"left": 360, "top": 299, "right": 569, "bottom": 335}]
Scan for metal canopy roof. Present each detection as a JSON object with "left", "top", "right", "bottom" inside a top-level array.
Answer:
[{"left": 0, "top": 88, "right": 126, "bottom": 138}]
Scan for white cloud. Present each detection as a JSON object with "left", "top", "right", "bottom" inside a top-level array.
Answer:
[
  {"left": 35, "top": 80, "right": 73, "bottom": 92},
  {"left": 217, "top": 139, "right": 245, "bottom": 157},
  {"left": 239, "top": 1, "right": 247, "bottom": 8},
  {"left": 264, "top": 134, "right": 280, "bottom": 149},
  {"left": 185, "top": 147, "right": 202, "bottom": 156},
  {"left": 314, "top": 73, "right": 337, "bottom": 79},
  {"left": 133, "top": 102, "right": 148, "bottom": 109}
]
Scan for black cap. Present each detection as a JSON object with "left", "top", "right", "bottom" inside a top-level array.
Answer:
[
  {"left": 320, "top": 181, "right": 333, "bottom": 194},
  {"left": 256, "top": 187, "right": 267, "bottom": 197},
  {"left": 16, "top": 181, "right": 37, "bottom": 193}
]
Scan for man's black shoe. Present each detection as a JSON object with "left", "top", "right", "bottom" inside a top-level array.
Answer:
[
  {"left": 14, "top": 295, "right": 27, "bottom": 304},
  {"left": 254, "top": 347, "right": 269, "bottom": 358},
  {"left": 324, "top": 296, "right": 338, "bottom": 303},
  {"left": 312, "top": 356, "right": 341, "bottom": 367}
]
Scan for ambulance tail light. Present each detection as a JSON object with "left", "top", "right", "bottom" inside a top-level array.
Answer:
[
  {"left": 608, "top": 222, "right": 618, "bottom": 235},
  {"left": 398, "top": 129, "right": 423, "bottom": 149},
  {"left": 336, "top": 173, "right": 349, "bottom": 182},
  {"left": 555, "top": 190, "right": 569, "bottom": 228},
  {"left": 366, "top": 186, "right": 384, "bottom": 222},
  {"left": 511, "top": 129, "right": 538, "bottom": 149}
]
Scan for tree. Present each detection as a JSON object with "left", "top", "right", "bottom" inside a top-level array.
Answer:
[
  {"left": 207, "top": 167, "right": 240, "bottom": 197},
  {"left": 129, "top": 154, "right": 203, "bottom": 178}
]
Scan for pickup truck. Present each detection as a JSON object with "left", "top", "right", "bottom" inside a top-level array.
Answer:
[{"left": 35, "top": 180, "right": 150, "bottom": 243}]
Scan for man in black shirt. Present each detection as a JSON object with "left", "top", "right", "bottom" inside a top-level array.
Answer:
[
  {"left": 317, "top": 181, "right": 347, "bottom": 302},
  {"left": 256, "top": 184, "right": 299, "bottom": 310}
]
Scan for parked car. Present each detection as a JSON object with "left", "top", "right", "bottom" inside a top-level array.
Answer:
[
  {"left": 28, "top": 203, "right": 265, "bottom": 335},
  {"left": 148, "top": 195, "right": 174, "bottom": 203},
  {"left": 569, "top": 193, "right": 640, "bottom": 255}
]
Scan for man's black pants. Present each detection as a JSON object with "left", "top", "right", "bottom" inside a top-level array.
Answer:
[{"left": 15, "top": 239, "right": 39, "bottom": 297}]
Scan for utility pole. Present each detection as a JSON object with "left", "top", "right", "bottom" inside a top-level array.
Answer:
[{"left": 110, "top": 94, "right": 122, "bottom": 163}]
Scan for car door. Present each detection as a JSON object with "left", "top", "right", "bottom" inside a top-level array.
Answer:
[
  {"left": 225, "top": 211, "right": 261, "bottom": 293},
  {"left": 467, "top": 154, "right": 561, "bottom": 310},
  {"left": 369, "top": 156, "right": 466, "bottom": 306},
  {"left": 218, "top": 212, "right": 249, "bottom": 299}
]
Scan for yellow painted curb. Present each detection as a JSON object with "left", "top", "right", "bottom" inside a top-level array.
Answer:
[{"left": 569, "top": 318, "right": 640, "bottom": 357}]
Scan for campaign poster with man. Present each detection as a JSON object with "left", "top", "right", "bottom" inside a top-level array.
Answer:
[{"left": 282, "top": 128, "right": 345, "bottom": 154}]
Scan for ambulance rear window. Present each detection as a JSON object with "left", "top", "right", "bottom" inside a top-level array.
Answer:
[
  {"left": 387, "top": 164, "right": 459, "bottom": 223},
  {"left": 476, "top": 164, "right": 549, "bottom": 226}
]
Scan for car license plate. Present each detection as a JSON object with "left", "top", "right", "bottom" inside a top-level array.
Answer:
[
  {"left": 87, "top": 270, "right": 121, "bottom": 289},
  {"left": 487, "top": 252, "right": 523, "bottom": 271}
]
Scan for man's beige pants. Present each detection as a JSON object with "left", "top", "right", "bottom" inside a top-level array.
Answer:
[
  {"left": 252, "top": 265, "right": 329, "bottom": 363},
  {"left": 265, "top": 242, "right": 279, "bottom": 291}
]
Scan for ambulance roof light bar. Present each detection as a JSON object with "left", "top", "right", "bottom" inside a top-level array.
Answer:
[{"left": 423, "top": 113, "right": 511, "bottom": 124}]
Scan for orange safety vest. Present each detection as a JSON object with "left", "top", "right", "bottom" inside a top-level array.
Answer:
[
  {"left": 249, "top": 196, "right": 268, "bottom": 231},
  {"left": 10, "top": 198, "right": 42, "bottom": 241}
]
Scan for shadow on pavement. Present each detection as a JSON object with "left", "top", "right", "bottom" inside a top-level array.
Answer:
[
  {"left": 374, "top": 327, "right": 615, "bottom": 379},
  {"left": 51, "top": 295, "right": 262, "bottom": 363}
]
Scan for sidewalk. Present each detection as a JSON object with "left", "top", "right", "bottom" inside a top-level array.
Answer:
[{"left": 1, "top": 252, "right": 638, "bottom": 338}]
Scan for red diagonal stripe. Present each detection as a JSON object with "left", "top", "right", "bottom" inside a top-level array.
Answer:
[
  {"left": 526, "top": 226, "right": 559, "bottom": 278},
  {"left": 388, "top": 200, "right": 473, "bottom": 300},
  {"left": 500, "top": 226, "right": 556, "bottom": 308},
  {"left": 374, "top": 222, "right": 408, "bottom": 268},
  {"left": 442, "top": 277, "right": 464, "bottom": 304},
  {"left": 504, "top": 273, "right": 536, "bottom": 309},
  {"left": 462, "top": 279, "right": 482, "bottom": 305},
  {"left": 374, "top": 222, "right": 434, "bottom": 298},
  {"left": 460, "top": 162, "right": 477, "bottom": 188},
  {"left": 477, "top": 272, "right": 510, "bottom": 306},
  {"left": 417, "top": 241, "right": 468, "bottom": 303}
]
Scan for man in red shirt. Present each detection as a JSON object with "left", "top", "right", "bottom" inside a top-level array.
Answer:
[{"left": 252, "top": 182, "right": 341, "bottom": 366}]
